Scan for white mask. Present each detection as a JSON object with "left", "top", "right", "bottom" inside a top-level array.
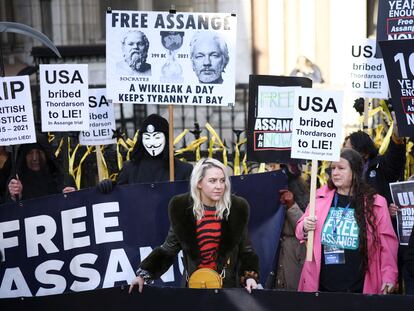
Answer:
[{"left": 142, "top": 129, "right": 166, "bottom": 157}]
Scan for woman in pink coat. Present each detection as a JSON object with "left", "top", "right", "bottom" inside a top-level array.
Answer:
[{"left": 296, "top": 148, "right": 398, "bottom": 294}]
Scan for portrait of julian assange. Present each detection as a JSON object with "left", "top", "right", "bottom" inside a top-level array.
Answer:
[
  {"left": 190, "top": 31, "right": 229, "bottom": 84},
  {"left": 116, "top": 30, "right": 152, "bottom": 76}
]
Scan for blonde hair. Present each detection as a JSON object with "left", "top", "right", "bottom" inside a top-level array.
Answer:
[{"left": 190, "top": 158, "right": 231, "bottom": 220}]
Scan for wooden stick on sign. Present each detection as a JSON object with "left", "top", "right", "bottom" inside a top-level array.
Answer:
[
  {"left": 306, "top": 159, "right": 318, "bottom": 261},
  {"left": 363, "top": 98, "right": 369, "bottom": 133},
  {"left": 96, "top": 145, "right": 105, "bottom": 182},
  {"left": 168, "top": 104, "right": 175, "bottom": 182}
]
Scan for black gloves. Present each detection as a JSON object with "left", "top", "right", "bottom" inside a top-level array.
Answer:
[{"left": 97, "top": 179, "right": 115, "bottom": 194}]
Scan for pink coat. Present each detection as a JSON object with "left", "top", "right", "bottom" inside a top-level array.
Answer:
[{"left": 295, "top": 185, "right": 398, "bottom": 294}]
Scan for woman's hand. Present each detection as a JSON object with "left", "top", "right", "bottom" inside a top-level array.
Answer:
[
  {"left": 279, "top": 189, "right": 295, "bottom": 209},
  {"left": 62, "top": 186, "right": 76, "bottom": 194},
  {"left": 245, "top": 278, "right": 258, "bottom": 293},
  {"left": 388, "top": 203, "right": 399, "bottom": 218},
  {"left": 8, "top": 177, "right": 22, "bottom": 200},
  {"left": 129, "top": 276, "right": 145, "bottom": 294},
  {"left": 303, "top": 215, "right": 317, "bottom": 233},
  {"left": 381, "top": 282, "right": 395, "bottom": 294}
]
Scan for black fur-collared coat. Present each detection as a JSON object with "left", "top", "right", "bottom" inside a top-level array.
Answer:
[{"left": 139, "top": 193, "right": 259, "bottom": 288}]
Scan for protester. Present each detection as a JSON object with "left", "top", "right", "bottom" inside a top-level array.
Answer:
[
  {"left": 190, "top": 31, "right": 229, "bottom": 84},
  {"left": 7, "top": 134, "right": 76, "bottom": 201},
  {"left": 129, "top": 158, "right": 259, "bottom": 293},
  {"left": 296, "top": 148, "right": 398, "bottom": 294},
  {"left": 116, "top": 30, "right": 151, "bottom": 76},
  {"left": 290, "top": 56, "right": 324, "bottom": 83},
  {"left": 98, "top": 114, "right": 193, "bottom": 193},
  {"left": 268, "top": 163, "right": 308, "bottom": 290},
  {"left": 0, "top": 146, "right": 11, "bottom": 204},
  {"left": 343, "top": 130, "right": 405, "bottom": 204}
]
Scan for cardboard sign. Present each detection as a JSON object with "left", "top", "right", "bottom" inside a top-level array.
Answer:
[
  {"left": 106, "top": 10, "right": 237, "bottom": 106},
  {"left": 0, "top": 76, "right": 36, "bottom": 146},
  {"left": 291, "top": 89, "right": 343, "bottom": 161},
  {"left": 390, "top": 180, "right": 414, "bottom": 245},
  {"left": 247, "top": 75, "right": 312, "bottom": 163},
  {"left": 346, "top": 39, "right": 389, "bottom": 98},
  {"left": 40, "top": 64, "right": 89, "bottom": 132},
  {"left": 376, "top": 0, "right": 414, "bottom": 58},
  {"left": 379, "top": 39, "right": 414, "bottom": 136},
  {"left": 79, "top": 89, "right": 116, "bottom": 146}
]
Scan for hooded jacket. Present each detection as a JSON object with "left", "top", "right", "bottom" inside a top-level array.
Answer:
[
  {"left": 139, "top": 193, "right": 260, "bottom": 288},
  {"left": 117, "top": 114, "right": 192, "bottom": 184},
  {"left": 7, "top": 134, "right": 67, "bottom": 200}
]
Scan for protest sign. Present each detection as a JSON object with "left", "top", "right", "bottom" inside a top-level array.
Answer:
[
  {"left": 40, "top": 64, "right": 89, "bottom": 132},
  {"left": 79, "top": 89, "right": 116, "bottom": 146},
  {"left": 346, "top": 39, "right": 389, "bottom": 98},
  {"left": 0, "top": 171, "right": 286, "bottom": 298},
  {"left": 105, "top": 10, "right": 236, "bottom": 106},
  {"left": 390, "top": 180, "right": 414, "bottom": 245},
  {"left": 0, "top": 76, "right": 36, "bottom": 146},
  {"left": 291, "top": 88, "right": 343, "bottom": 261},
  {"left": 291, "top": 89, "right": 343, "bottom": 162},
  {"left": 247, "top": 75, "right": 312, "bottom": 163},
  {"left": 379, "top": 39, "right": 414, "bottom": 136},
  {"left": 376, "top": 0, "right": 414, "bottom": 57}
]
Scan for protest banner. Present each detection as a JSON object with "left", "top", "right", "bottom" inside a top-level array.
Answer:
[
  {"left": 79, "top": 89, "right": 116, "bottom": 146},
  {"left": 390, "top": 180, "right": 414, "bottom": 245},
  {"left": 105, "top": 10, "right": 236, "bottom": 106},
  {"left": 291, "top": 88, "right": 343, "bottom": 260},
  {"left": 0, "top": 76, "right": 36, "bottom": 146},
  {"left": 4, "top": 284, "right": 414, "bottom": 311},
  {"left": 0, "top": 171, "right": 286, "bottom": 298},
  {"left": 291, "top": 89, "right": 343, "bottom": 161},
  {"left": 379, "top": 39, "right": 414, "bottom": 136},
  {"left": 247, "top": 75, "right": 312, "bottom": 163},
  {"left": 376, "top": 0, "right": 414, "bottom": 57},
  {"left": 346, "top": 39, "right": 389, "bottom": 99},
  {"left": 40, "top": 64, "right": 89, "bottom": 132}
]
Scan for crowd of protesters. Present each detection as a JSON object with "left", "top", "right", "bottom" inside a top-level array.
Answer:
[{"left": 1, "top": 113, "right": 414, "bottom": 296}]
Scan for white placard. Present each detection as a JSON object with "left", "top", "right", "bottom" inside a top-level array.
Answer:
[
  {"left": 106, "top": 10, "right": 237, "bottom": 106},
  {"left": 40, "top": 64, "right": 89, "bottom": 131},
  {"left": 0, "top": 76, "right": 36, "bottom": 146},
  {"left": 291, "top": 89, "right": 343, "bottom": 161},
  {"left": 79, "top": 89, "right": 116, "bottom": 146},
  {"left": 346, "top": 39, "right": 389, "bottom": 99}
]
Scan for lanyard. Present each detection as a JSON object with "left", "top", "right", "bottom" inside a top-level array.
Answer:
[{"left": 332, "top": 192, "right": 350, "bottom": 235}]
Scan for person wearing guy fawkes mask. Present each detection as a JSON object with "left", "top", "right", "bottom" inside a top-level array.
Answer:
[{"left": 98, "top": 114, "right": 193, "bottom": 193}]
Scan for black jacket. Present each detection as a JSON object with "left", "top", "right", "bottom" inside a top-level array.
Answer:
[
  {"left": 117, "top": 158, "right": 192, "bottom": 184},
  {"left": 6, "top": 134, "right": 72, "bottom": 201},
  {"left": 139, "top": 193, "right": 259, "bottom": 288},
  {"left": 365, "top": 139, "right": 405, "bottom": 204}
]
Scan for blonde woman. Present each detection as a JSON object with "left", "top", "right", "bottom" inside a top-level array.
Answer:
[{"left": 129, "top": 158, "right": 259, "bottom": 293}]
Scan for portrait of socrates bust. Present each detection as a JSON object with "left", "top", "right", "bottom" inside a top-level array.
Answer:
[{"left": 116, "top": 30, "right": 152, "bottom": 76}]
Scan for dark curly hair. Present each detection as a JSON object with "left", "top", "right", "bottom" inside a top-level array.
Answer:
[
  {"left": 327, "top": 148, "right": 378, "bottom": 271},
  {"left": 344, "top": 131, "right": 378, "bottom": 160}
]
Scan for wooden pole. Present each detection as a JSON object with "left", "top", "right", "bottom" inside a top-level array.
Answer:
[
  {"left": 306, "top": 159, "right": 318, "bottom": 261},
  {"left": 168, "top": 104, "right": 175, "bottom": 182},
  {"left": 363, "top": 98, "right": 369, "bottom": 133},
  {"left": 95, "top": 145, "right": 105, "bottom": 181}
]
